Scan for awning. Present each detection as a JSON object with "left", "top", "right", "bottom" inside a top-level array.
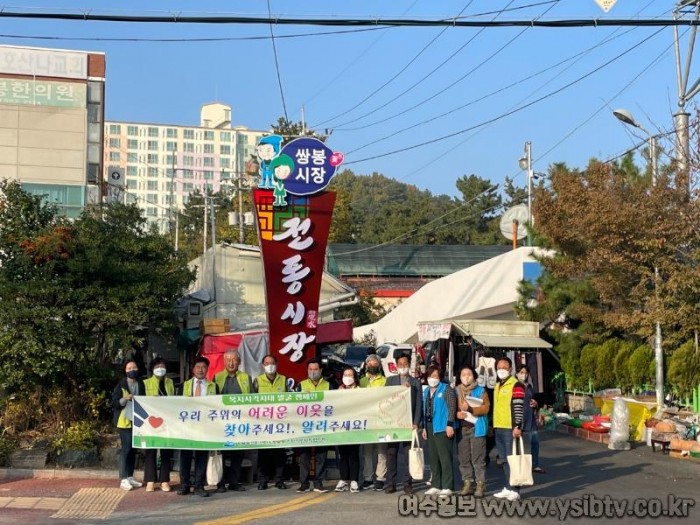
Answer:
[
  {"left": 471, "top": 334, "right": 552, "bottom": 349},
  {"left": 317, "top": 319, "right": 353, "bottom": 344}
]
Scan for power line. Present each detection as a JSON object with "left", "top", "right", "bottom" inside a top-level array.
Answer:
[{"left": 267, "top": 0, "right": 289, "bottom": 122}]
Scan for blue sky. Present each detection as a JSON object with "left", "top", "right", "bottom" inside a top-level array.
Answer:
[{"left": 1, "top": 0, "right": 695, "bottom": 199}]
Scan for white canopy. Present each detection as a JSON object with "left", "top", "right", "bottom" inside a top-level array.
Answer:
[{"left": 354, "top": 246, "right": 549, "bottom": 344}]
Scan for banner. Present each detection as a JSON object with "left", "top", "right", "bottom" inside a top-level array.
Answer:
[{"left": 132, "top": 386, "right": 412, "bottom": 450}]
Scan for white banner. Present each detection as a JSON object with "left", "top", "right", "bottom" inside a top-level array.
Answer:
[
  {"left": 418, "top": 322, "right": 452, "bottom": 341},
  {"left": 132, "top": 385, "right": 412, "bottom": 450}
]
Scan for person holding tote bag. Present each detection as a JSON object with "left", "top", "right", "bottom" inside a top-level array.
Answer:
[
  {"left": 455, "top": 365, "right": 490, "bottom": 498},
  {"left": 420, "top": 365, "right": 456, "bottom": 496}
]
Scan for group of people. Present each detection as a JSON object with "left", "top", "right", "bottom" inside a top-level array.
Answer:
[{"left": 112, "top": 351, "right": 542, "bottom": 501}]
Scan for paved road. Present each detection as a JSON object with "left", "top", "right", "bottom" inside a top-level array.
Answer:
[{"left": 0, "top": 432, "right": 697, "bottom": 524}]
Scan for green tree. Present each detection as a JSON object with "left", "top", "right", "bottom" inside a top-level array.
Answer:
[
  {"left": 628, "top": 345, "right": 654, "bottom": 392},
  {"left": 335, "top": 288, "right": 386, "bottom": 328},
  {"left": 270, "top": 117, "right": 329, "bottom": 144},
  {"left": 667, "top": 340, "right": 700, "bottom": 398}
]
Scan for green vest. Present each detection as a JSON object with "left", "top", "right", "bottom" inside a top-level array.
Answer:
[
  {"left": 144, "top": 376, "right": 175, "bottom": 397},
  {"left": 116, "top": 387, "right": 132, "bottom": 429},
  {"left": 256, "top": 373, "right": 287, "bottom": 393},
  {"left": 183, "top": 378, "right": 217, "bottom": 397},
  {"left": 494, "top": 376, "right": 517, "bottom": 429},
  {"left": 214, "top": 370, "right": 251, "bottom": 394},
  {"left": 360, "top": 374, "right": 386, "bottom": 388},
  {"left": 299, "top": 378, "right": 330, "bottom": 392}
]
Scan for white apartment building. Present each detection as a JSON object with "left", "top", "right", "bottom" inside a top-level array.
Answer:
[{"left": 103, "top": 103, "right": 267, "bottom": 230}]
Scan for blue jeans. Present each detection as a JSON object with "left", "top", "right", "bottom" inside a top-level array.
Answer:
[
  {"left": 527, "top": 430, "right": 540, "bottom": 469},
  {"left": 118, "top": 428, "right": 135, "bottom": 480}
]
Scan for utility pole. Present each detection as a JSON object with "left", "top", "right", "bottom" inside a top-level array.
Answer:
[
  {"left": 518, "top": 141, "right": 534, "bottom": 246},
  {"left": 203, "top": 196, "right": 208, "bottom": 257}
]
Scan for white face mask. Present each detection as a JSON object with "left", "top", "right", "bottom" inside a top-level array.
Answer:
[
  {"left": 517, "top": 373, "right": 528, "bottom": 382},
  {"left": 397, "top": 367, "right": 410, "bottom": 376},
  {"left": 153, "top": 367, "right": 166, "bottom": 378},
  {"left": 496, "top": 369, "right": 510, "bottom": 380},
  {"left": 342, "top": 376, "right": 355, "bottom": 386},
  {"left": 427, "top": 377, "right": 440, "bottom": 388},
  {"left": 264, "top": 364, "right": 277, "bottom": 375}
]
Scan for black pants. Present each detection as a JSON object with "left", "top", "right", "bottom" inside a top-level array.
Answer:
[
  {"left": 337, "top": 444, "right": 360, "bottom": 482},
  {"left": 118, "top": 428, "right": 135, "bottom": 480},
  {"left": 218, "top": 450, "right": 244, "bottom": 487},
  {"left": 298, "top": 447, "right": 327, "bottom": 484},
  {"left": 179, "top": 450, "right": 208, "bottom": 489},
  {"left": 257, "top": 448, "right": 285, "bottom": 483},
  {"left": 143, "top": 449, "right": 172, "bottom": 483},
  {"left": 386, "top": 442, "right": 412, "bottom": 487}
]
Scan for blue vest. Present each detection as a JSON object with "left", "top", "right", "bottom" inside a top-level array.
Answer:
[
  {"left": 455, "top": 385, "right": 489, "bottom": 438},
  {"left": 423, "top": 381, "right": 449, "bottom": 434}
]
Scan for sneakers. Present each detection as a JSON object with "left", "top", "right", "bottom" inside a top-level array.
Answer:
[
  {"left": 146, "top": 482, "right": 155, "bottom": 492},
  {"left": 506, "top": 490, "right": 520, "bottom": 501},
  {"left": 439, "top": 489, "right": 453, "bottom": 496},
  {"left": 120, "top": 479, "right": 133, "bottom": 491},
  {"left": 296, "top": 482, "right": 311, "bottom": 493},
  {"left": 313, "top": 483, "right": 328, "bottom": 493},
  {"left": 373, "top": 480, "right": 385, "bottom": 491},
  {"left": 360, "top": 480, "right": 374, "bottom": 490},
  {"left": 161, "top": 482, "right": 171, "bottom": 492},
  {"left": 335, "top": 480, "right": 348, "bottom": 492},
  {"left": 275, "top": 481, "right": 288, "bottom": 490},
  {"left": 424, "top": 487, "right": 440, "bottom": 495},
  {"left": 127, "top": 477, "right": 143, "bottom": 488},
  {"left": 350, "top": 481, "right": 360, "bottom": 493},
  {"left": 494, "top": 487, "right": 511, "bottom": 499}
]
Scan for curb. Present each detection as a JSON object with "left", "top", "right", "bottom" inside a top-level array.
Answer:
[{"left": 0, "top": 468, "right": 175, "bottom": 481}]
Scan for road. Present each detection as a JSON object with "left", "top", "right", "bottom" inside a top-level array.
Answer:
[{"left": 0, "top": 431, "right": 697, "bottom": 524}]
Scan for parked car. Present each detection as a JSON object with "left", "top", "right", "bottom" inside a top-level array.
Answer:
[
  {"left": 376, "top": 343, "right": 420, "bottom": 377},
  {"left": 324, "top": 344, "right": 374, "bottom": 384}
]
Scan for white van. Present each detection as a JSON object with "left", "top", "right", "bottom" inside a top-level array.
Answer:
[{"left": 376, "top": 343, "right": 419, "bottom": 377}]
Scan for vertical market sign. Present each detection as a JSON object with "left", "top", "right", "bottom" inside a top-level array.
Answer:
[{"left": 253, "top": 136, "right": 344, "bottom": 385}]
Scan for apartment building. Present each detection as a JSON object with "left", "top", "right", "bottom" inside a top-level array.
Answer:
[
  {"left": 104, "top": 103, "right": 267, "bottom": 230},
  {"left": 0, "top": 44, "right": 106, "bottom": 217}
]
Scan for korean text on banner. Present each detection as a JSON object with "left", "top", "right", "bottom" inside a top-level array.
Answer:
[{"left": 132, "top": 385, "right": 412, "bottom": 450}]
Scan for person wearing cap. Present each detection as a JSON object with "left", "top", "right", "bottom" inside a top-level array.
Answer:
[
  {"left": 178, "top": 356, "right": 217, "bottom": 498},
  {"left": 359, "top": 354, "right": 388, "bottom": 491},
  {"left": 143, "top": 357, "right": 175, "bottom": 493},
  {"left": 256, "top": 134, "right": 283, "bottom": 189},
  {"left": 385, "top": 354, "right": 422, "bottom": 494},
  {"left": 214, "top": 349, "right": 251, "bottom": 494},
  {"left": 253, "top": 354, "right": 289, "bottom": 490}
]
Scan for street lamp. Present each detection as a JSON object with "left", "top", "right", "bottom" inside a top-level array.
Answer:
[
  {"left": 612, "top": 108, "right": 664, "bottom": 411},
  {"left": 518, "top": 141, "right": 534, "bottom": 246}
]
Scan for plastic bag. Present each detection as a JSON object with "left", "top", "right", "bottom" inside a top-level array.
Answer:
[
  {"left": 608, "top": 397, "right": 631, "bottom": 450},
  {"left": 206, "top": 452, "right": 223, "bottom": 485}
]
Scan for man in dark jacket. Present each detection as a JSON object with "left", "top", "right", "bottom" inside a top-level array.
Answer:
[{"left": 384, "top": 354, "right": 423, "bottom": 494}]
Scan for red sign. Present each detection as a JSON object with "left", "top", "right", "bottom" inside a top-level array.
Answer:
[{"left": 253, "top": 189, "right": 336, "bottom": 384}]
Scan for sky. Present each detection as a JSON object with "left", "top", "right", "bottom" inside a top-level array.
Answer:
[{"left": 1, "top": 0, "right": 697, "bottom": 203}]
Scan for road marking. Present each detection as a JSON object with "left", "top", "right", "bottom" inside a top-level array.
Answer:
[
  {"left": 196, "top": 492, "right": 337, "bottom": 525},
  {"left": 50, "top": 487, "right": 126, "bottom": 520},
  {"left": 1, "top": 496, "right": 66, "bottom": 510}
]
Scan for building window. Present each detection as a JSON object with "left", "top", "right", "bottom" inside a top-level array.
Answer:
[
  {"left": 165, "top": 154, "right": 175, "bottom": 166},
  {"left": 165, "top": 182, "right": 173, "bottom": 192},
  {"left": 126, "top": 166, "right": 137, "bottom": 176},
  {"left": 220, "top": 131, "right": 231, "bottom": 142},
  {"left": 183, "top": 156, "right": 193, "bottom": 166},
  {"left": 184, "top": 183, "right": 194, "bottom": 192},
  {"left": 147, "top": 140, "right": 158, "bottom": 151},
  {"left": 127, "top": 153, "right": 138, "bottom": 163},
  {"left": 146, "top": 207, "right": 157, "bottom": 217},
  {"left": 147, "top": 180, "right": 158, "bottom": 191},
  {"left": 183, "top": 142, "right": 194, "bottom": 153},
  {"left": 109, "top": 138, "right": 120, "bottom": 148},
  {"left": 183, "top": 129, "right": 194, "bottom": 139},
  {"left": 203, "top": 170, "right": 214, "bottom": 180},
  {"left": 220, "top": 157, "right": 230, "bottom": 168},
  {"left": 204, "top": 130, "right": 214, "bottom": 141},
  {"left": 203, "top": 143, "right": 214, "bottom": 154},
  {"left": 109, "top": 152, "right": 120, "bottom": 161},
  {"left": 127, "top": 139, "right": 138, "bottom": 149},
  {"left": 220, "top": 145, "right": 231, "bottom": 155},
  {"left": 147, "top": 154, "right": 159, "bottom": 164},
  {"left": 127, "top": 125, "right": 138, "bottom": 136},
  {"left": 183, "top": 169, "right": 194, "bottom": 179},
  {"left": 148, "top": 127, "right": 159, "bottom": 137},
  {"left": 166, "top": 128, "right": 178, "bottom": 138},
  {"left": 108, "top": 124, "right": 121, "bottom": 134},
  {"left": 166, "top": 141, "right": 177, "bottom": 152},
  {"left": 147, "top": 167, "right": 158, "bottom": 177},
  {"left": 125, "top": 179, "right": 136, "bottom": 189},
  {"left": 203, "top": 157, "right": 214, "bottom": 167}
]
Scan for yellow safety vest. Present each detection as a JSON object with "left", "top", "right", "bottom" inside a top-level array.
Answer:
[
  {"left": 494, "top": 376, "right": 517, "bottom": 429},
  {"left": 183, "top": 378, "right": 217, "bottom": 396},
  {"left": 360, "top": 374, "right": 386, "bottom": 388},
  {"left": 299, "top": 378, "right": 330, "bottom": 392},
  {"left": 144, "top": 376, "right": 175, "bottom": 397},
  {"left": 214, "top": 370, "right": 251, "bottom": 394},
  {"left": 116, "top": 387, "right": 132, "bottom": 429},
  {"left": 256, "top": 373, "right": 287, "bottom": 393}
]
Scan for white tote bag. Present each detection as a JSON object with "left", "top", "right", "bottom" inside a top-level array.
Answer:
[
  {"left": 206, "top": 452, "right": 223, "bottom": 486},
  {"left": 408, "top": 429, "right": 425, "bottom": 481},
  {"left": 507, "top": 436, "right": 534, "bottom": 487}
]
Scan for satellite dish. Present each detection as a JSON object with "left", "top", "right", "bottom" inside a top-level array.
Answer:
[{"left": 499, "top": 204, "right": 529, "bottom": 240}]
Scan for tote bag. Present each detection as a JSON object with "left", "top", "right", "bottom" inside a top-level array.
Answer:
[
  {"left": 206, "top": 452, "right": 223, "bottom": 486},
  {"left": 507, "top": 436, "right": 534, "bottom": 487},
  {"left": 408, "top": 429, "right": 425, "bottom": 481}
]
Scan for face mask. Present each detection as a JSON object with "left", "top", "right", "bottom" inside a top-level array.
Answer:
[
  {"left": 153, "top": 368, "right": 166, "bottom": 378},
  {"left": 461, "top": 376, "right": 474, "bottom": 386},
  {"left": 309, "top": 371, "right": 322, "bottom": 381},
  {"left": 366, "top": 366, "right": 380, "bottom": 375},
  {"left": 517, "top": 373, "right": 528, "bottom": 383},
  {"left": 496, "top": 369, "right": 510, "bottom": 380},
  {"left": 342, "top": 376, "right": 355, "bottom": 386},
  {"left": 264, "top": 364, "right": 277, "bottom": 375},
  {"left": 427, "top": 378, "right": 440, "bottom": 388},
  {"left": 397, "top": 367, "right": 410, "bottom": 376},
  {"left": 126, "top": 370, "right": 139, "bottom": 379}
]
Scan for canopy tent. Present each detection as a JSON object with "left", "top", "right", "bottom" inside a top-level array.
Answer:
[{"left": 354, "top": 247, "right": 551, "bottom": 345}]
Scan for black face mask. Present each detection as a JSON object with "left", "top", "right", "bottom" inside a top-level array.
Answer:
[
  {"left": 367, "top": 366, "right": 380, "bottom": 375},
  {"left": 126, "top": 370, "right": 139, "bottom": 379}
]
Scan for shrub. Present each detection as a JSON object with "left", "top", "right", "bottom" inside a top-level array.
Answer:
[
  {"left": 667, "top": 340, "right": 700, "bottom": 398},
  {"left": 0, "top": 432, "right": 17, "bottom": 467},
  {"left": 52, "top": 420, "right": 98, "bottom": 454},
  {"left": 595, "top": 339, "right": 619, "bottom": 390},
  {"left": 579, "top": 343, "right": 599, "bottom": 391},
  {"left": 628, "top": 345, "right": 654, "bottom": 392},
  {"left": 613, "top": 341, "right": 636, "bottom": 393}
]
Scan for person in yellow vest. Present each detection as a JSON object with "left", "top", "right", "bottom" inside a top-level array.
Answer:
[
  {"left": 492, "top": 357, "right": 527, "bottom": 502},
  {"left": 111, "top": 360, "right": 145, "bottom": 491},
  {"left": 253, "top": 354, "right": 289, "bottom": 490},
  {"left": 178, "top": 356, "right": 217, "bottom": 497},
  {"left": 296, "top": 358, "right": 332, "bottom": 493},
  {"left": 143, "top": 357, "right": 175, "bottom": 492},
  {"left": 359, "top": 354, "right": 388, "bottom": 491},
  {"left": 213, "top": 349, "right": 250, "bottom": 493}
]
